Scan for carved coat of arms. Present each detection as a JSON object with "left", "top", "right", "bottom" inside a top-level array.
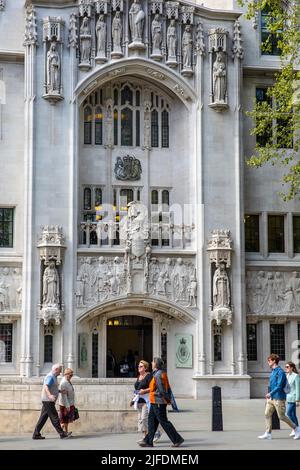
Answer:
[{"left": 114, "top": 155, "right": 142, "bottom": 181}]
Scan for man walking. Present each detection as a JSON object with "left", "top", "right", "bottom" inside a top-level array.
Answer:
[
  {"left": 139, "top": 357, "right": 184, "bottom": 447},
  {"left": 258, "top": 354, "right": 300, "bottom": 440},
  {"left": 32, "top": 363, "right": 70, "bottom": 440}
]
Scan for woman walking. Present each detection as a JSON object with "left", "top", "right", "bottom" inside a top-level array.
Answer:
[
  {"left": 285, "top": 361, "right": 300, "bottom": 436},
  {"left": 58, "top": 368, "right": 76, "bottom": 435}
]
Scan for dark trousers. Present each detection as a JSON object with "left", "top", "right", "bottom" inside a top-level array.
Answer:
[
  {"left": 33, "top": 401, "right": 64, "bottom": 437},
  {"left": 145, "top": 403, "right": 183, "bottom": 445}
]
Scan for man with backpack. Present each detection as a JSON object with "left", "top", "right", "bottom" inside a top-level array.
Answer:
[
  {"left": 258, "top": 354, "right": 300, "bottom": 440},
  {"left": 138, "top": 357, "right": 184, "bottom": 448}
]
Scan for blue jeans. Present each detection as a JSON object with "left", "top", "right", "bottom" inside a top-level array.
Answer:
[{"left": 286, "top": 402, "right": 299, "bottom": 427}]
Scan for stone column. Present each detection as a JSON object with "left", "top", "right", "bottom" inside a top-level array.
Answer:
[
  {"left": 99, "top": 314, "right": 107, "bottom": 377},
  {"left": 232, "top": 20, "right": 246, "bottom": 375},
  {"left": 194, "top": 21, "right": 206, "bottom": 376},
  {"left": 152, "top": 313, "right": 162, "bottom": 358},
  {"left": 20, "top": 5, "right": 38, "bottom": 377}
]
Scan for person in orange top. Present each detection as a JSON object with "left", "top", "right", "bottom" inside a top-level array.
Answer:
[{"left": 139, "top": 357, "right": 184, "bottom": 447}]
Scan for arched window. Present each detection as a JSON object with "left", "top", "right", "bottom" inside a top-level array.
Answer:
[
  {"left": 121, "top": 108, "right": 133, "bottom": 146},
  {"left": 121, "top": 85, "right": 133, "bottom": 105},
  {"left": 114, "top": 109, "right": 118, "bottom": 146},
  {"left": 84, "top": 187, "right": 92, "bottom": 210},
  {"left": 94, "top": 187, "right": 102, "bottom": 206},
  {"left": 161, "top": 110, "right": 169, "bottom": 148},
  {"left": 162, "top": 190, "right": 169, "bottom": 206},
  {"left": 151, "top": 110, "right": 159, "bottom": 147},
  {"left": 84, "top": 106, "right": 92, "bottom": 144},
  {"left": 151, "top": 190, "right": 159, "bottom": 205},
  {"left": 44, "top": 335, "right": 53, "bottom": 363},
  {"left": 95, "top": 106, "right": 103, "bottom": 145}
]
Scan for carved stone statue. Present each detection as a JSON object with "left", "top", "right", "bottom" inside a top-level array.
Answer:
[
  {"left": 151, "top": 14, "right": 162, "bottom": 58},
  {"left": 129, "top": 0, "right": 145, "bottom": 43},
  {"left": 75, "top": 276, "right": 84, "bottom": 307},
  {"left": 112, "top": 11, "right": 122, "bottom": 56},
  {"left": 213, "top": 52, "right": 227, "bottom": 103},
  {"left": 182, "top": 25, "right": 193, "bottom": 70},
  {"left": 167, "top": 19, "right": 177, "bottom": 64},
  {"left": 46, "top": 41, "right": 60, "bottom": 93},
  {"left": 213, "top": 263, "right": 230, "bottom": 309},
  {"left": 0, "top": 279, "right": 8, "bottom": 311},
  {"left": 80, "top": 17, "right": 91, "bottom": 64},
  {"left": 42, "top": 261, "right": 59, "bottom": 306},
  {"left": 172, "top": 258, "right": 188, "bottom": 302},
  {"left": 96, "top": 14, "right": 106, "bottom": 60},
  {"left": 187, "top": 275, "right": 197, "bottom": 307}
]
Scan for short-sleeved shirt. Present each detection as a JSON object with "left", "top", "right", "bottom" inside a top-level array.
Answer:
[{"left": 41, "top": 372, "right": 59, "bottom": 402}]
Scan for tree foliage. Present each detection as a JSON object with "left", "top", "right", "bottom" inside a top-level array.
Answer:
[{"left": 239, "top": 0, "right": 300, "bottom": 200}]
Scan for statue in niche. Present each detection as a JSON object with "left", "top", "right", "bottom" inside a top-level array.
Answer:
[
  {"left": 151, "top": 14, "right": 162, "bottom": 56},
  {"left": 156, "top": 272, "right": 167, "bottom": 296},
  {"left": 46, "top": 41, "right": 60, "bottom": 93},
  {"left": 187, "top": 274, "right": 197, "bottom": 307},
  {"left": 42, "top": 261, "right": 59, "bottom": 306},
  {"left": 213, "top": 263, "right": 230, "bottom": 309},
  {"left": 213, "top": 52, "right": 227, "bottom": 103},
  {"left": 129, "top": 0, "right": 145, "bottom": 43},
  {"left": 182, "top": 25, "right": 193, "bottom": 69},
  {"left": 80, "top": 17, "right": 91, "bottom": 63},
  {"left": 167, "top": 19, "right": 177, "bottom": 61},
  {"left": 96, "top": 14, "right": 106, "bottom": 58},
  {"left": 252, "top": 270, "right": 266, "bottom": 313},
  {"left": 112, "top": 11, "right": 122, "bottom": 53},
  {"left": 149, "top": 258, "right": 160, "bottom": 294}
]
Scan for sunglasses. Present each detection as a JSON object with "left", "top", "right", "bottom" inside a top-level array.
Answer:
[{"left": 138, "top": 365, "right": 144, "bottom": 368}]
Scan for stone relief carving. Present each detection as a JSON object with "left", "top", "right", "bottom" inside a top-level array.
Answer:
[
  {"left": 96, "top": 14, "right": 107, "bottom": 63},
  {"left": 247, "top": 270, "right": 300, "bottom": 315},
  {"left": 129, "top": 0, "right": 145, "bottom": 49},
  {"left": 114, "top": 155, "right": 142, "bottom": 181},
  {"left": 232, "top": 20, "right": 244, "bottom": 60},
  {"left": 68, "top": 12, "right": 78, "bottom": 48},
  {"left": 24, "top": 5, "right": 38, "bottom": 47},
  {"left": 0, "top": 267, "right": 22, "bottom": 312},
  {"left": 111, "top": 11, "right": 123, "bottom": 58},
  {"left": 151, "top": 14, "right": 162, "bottom": 60},
  {"left": 79, "top": 17, "right": 92, "bottom": 70}
]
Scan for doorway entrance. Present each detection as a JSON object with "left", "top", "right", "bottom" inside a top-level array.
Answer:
[{"left": 106, "top": 315, "right": 152, "bottom": 377}]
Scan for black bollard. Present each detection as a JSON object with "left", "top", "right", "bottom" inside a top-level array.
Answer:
[{"left": 212, "top": 386, "right": 223, "bottom": 431}]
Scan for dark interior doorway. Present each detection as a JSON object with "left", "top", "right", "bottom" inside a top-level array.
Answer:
[{"left": 107, "top": 315, "right": 152, "bottom": 377}]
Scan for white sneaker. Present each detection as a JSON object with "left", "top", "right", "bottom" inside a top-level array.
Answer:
[
  {"left": 293, "top": 426, "right": 300, "bottom": 440},
  {"left": 289, "top": 430, "right": 295, "bottom": 437},
  {"left": 153, "top": 431, "right": 161, "bottom": 442},
  {"left": 136, "top": 437, "right": 146, "bottom": 444},
  {"left": 258, "top": 432, "right": 272, "bottom": 440}
]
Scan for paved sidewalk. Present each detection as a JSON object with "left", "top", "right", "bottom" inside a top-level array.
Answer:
[{"left": 0, "top": 399, "right": 299, "bottom": 450}]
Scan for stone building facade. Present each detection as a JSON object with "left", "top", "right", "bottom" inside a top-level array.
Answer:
[{"left": 0, "top": 0, "right": 299, "bottom": 422}]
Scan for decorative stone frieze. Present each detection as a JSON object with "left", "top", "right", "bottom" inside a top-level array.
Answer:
[
  {"left": 232, "top": 20, "right": 244, "bottom": 60},
  {"left": 24, "top": 5, "right": 38, "bottom": 47},
  {"left": 0, "top": 267, "right": 22, "bottom": 313},
  {"left": 246, "top": 270, "right": 300, "bottom": 316}
]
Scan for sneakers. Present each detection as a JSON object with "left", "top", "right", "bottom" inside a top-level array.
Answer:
[
  {"left": 290, "top": 430, "right": 295, "bottom": 437},
  {"left": 293, "top": 426, "right": 300, "bottom": 440},
  {"left": 258, "top": 432, "right": 272, "bottom": 440},
  {"left": 60, "top": 432, "right": 71, "bottom": 439},
  {"left": 32, "top": 434, "right": 45, "bottom": 440},
  {"left": 172, "top": 437, "right": 184, "bottom": 447},
  {"left": 136, "top": 437, "right": 146, "bottom": 444},
  {"left": 153, "top": 430, "right": 162, "bottom": 442},
  {"left": 138, "top": 442, "right": 153, "bottom": 447}
]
